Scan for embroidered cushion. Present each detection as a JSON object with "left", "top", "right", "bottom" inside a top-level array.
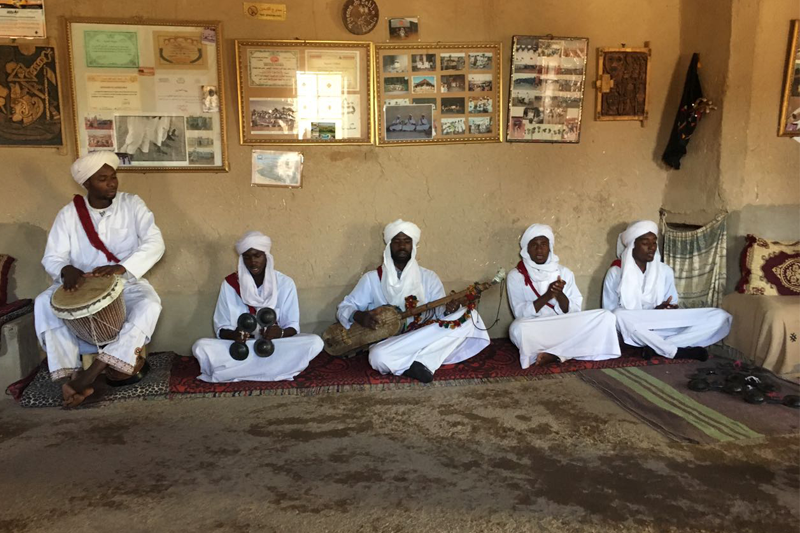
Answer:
[{"left": 736, "top": 235, "right": 800, "bottom": 296}]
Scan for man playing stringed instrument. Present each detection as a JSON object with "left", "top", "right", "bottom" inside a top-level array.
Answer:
[
  {"left": 336, "top": 220, "right": 490, "bottom": 383},
  {"left": 508, "top": 224, "right": 621, "bottom": 368},
  {"left": 33, "top": 152, "right": 165, "bottom": 407}
]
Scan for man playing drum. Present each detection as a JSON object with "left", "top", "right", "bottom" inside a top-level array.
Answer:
[
  {"left": 33, "top": 152, "right": 165, "bottom": 407},
  {"left": 336, "top": 220, "right": 490, "bottom": 383}
]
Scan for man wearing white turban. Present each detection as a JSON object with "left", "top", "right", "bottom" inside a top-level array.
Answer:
[
  {"left": 508, "top": 224, "right": 621, "bottom": 368},
  {"left": 336, "top": 220, "right": 490, "bottom": 382},
  {"left": 34, "top": 152, "right": 165, "bottom": 407},
  {"left": 191, "top": 231, "right": 324, "bottom": 382},
  {"left": 602, "top": 220, "right": 732, "bottom": 360}
]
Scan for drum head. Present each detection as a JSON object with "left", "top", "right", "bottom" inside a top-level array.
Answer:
[{"left": 51, "top": 275, "right": 124, "bottom": 317}]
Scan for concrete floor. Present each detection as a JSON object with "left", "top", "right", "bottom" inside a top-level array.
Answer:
[{"left": 1, "top": 375, "right": 798, "bottom": 533}]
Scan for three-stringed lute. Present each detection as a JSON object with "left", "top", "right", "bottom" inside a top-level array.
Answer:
[{"left": 323, "top": 269, "right": 506, "bottom": 357}]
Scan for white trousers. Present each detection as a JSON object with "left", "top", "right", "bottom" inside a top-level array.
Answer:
[
  {"left": 613, "top": 308, "right": 732, "bottom": 358},
  {"left": 509, "top": 309, "right": 621, "bottom": 369},
  {"left": 192, "top": 334, "right": 324, "bottom": 383},
  {"left": 368, "top": 309, "right": 490, "bottom": 376},
  {"left": 34, "top": 280, "right": 161, "bottom": 380}
]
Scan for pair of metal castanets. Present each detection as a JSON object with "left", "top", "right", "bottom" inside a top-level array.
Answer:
[{"left": 229, "top": 307, "right": 277, "bottom": 361}]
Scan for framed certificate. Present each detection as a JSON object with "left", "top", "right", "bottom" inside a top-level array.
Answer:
[
  {"left": 374, "top": 42, "right": 502, "bottom": 146},
  {"left": 66, "top": 18, "right": 228, "bottom": 172},
  {"left": 235, "top": 40, "right": 374, "bottom": 145}
]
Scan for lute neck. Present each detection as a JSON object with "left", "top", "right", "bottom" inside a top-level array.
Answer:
[{"left": 399, "top": 280, "right": 495, "bottom": 319}]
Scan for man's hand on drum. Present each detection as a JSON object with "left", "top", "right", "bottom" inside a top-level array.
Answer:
[
  {"left": 60, "top": 265, "right": 85, "bottom": 292},
  {"left": 86, "top": 265, "right": 127, "bottom": 278}
]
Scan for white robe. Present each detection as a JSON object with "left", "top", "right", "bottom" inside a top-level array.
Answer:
[
  {"left": 337, "top": 267, "right": 490, "bottom": 376},
  {"left": 507, "top": 265, "right": 620, "bottom": 368},
  {"left": 192, "top": 272, "right": 323, "bottom": 382},
  {"left": 34, "top": 193, "right": 165, "bottom": 380},
  {"left": 602, "top": 263, "right": 732, "bottom": 358}
]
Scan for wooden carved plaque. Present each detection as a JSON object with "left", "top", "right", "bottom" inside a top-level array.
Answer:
[{"left": 595, "top": 47, "right": 650, "bottom": 122}]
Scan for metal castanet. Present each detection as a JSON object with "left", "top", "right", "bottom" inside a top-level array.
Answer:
[{"left": 323, "top": 269, "right": 505, "bottom": 357}]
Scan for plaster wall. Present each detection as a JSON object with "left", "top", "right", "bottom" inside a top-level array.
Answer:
[{"left": 0, "top": 0, "right": 732, "bottom": 355}]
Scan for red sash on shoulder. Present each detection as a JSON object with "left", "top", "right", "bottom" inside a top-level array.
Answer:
[
  {"left": 224, "top": 273, "right": 256, "bottom": 314},
  {"left": 376, "top": 265, "right": 383, "bottom": 280},
  {"left": 73, "top": 195, "right": 120, "bottom": 263},
  {"left": 515, "top": 260, "right": 554, "bottom": 310},
  {"left": 610, "top": 259, "right": 622, "bottom": 268}
]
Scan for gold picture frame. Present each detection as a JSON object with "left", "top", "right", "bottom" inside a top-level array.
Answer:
[
  {"left": 66, "top": 17, "right": 228, "bottom": 172},
  {"left": 375, "top": 42, "right": 502, "bottom": 146},
  {"left": 778, "top": 20, "right": 800, "bottom": 137},
  {"left": 235, "top": 40, "right": 374, "bottom": 145},
  {"left": 595, "top": 46, "right": 651, "bottom": 123}
]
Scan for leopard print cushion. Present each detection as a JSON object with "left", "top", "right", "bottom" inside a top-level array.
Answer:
[{"left": 19, "top": 352, "right": 174, "bottom": 408}]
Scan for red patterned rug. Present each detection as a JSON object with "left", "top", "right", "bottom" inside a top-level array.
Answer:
[{"left": 169, "top": 338, "right": 694, "bottom": 397}]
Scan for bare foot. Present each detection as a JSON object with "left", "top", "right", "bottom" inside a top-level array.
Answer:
[
  {"left": 62, "top": 369, "right": 97, "bottom": 408},
  {"left": 534, "top": 352, "right": 560, "bottom": 366}
]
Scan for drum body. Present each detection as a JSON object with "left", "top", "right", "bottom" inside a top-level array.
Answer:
[{"left": 51, "top": 275, "right": 126, "bottom": 345}]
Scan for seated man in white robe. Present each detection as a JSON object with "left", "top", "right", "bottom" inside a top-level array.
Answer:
[
  {"left": 402, "top": 116, "right": 417, "bottom": 131},
  {"left": 602, "top": 220, "right": 732, "bottom": 361},
  {"left": 508, "top": 224, "right": 620, "bottom": 368},
  {"left": 34, "top": 152, "right": 165, "bottom": 407},
  {"left": 337, "top": 220, "right": 490, "bottom": 383},
  {"left": 416, "top": 115, "right": 430, "bottom": 131},
  {"left": 388, "top": 115, "right": 403, "bottom": 132},
  {"left": 192, "top": 231, "right": 323, "bottom": 382}
]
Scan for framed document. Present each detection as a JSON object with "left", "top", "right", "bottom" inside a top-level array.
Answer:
[
  {"left": 0, "top": 43, "right": 65, "bottom": 147},
  {"left": 374, "top": 42, "right": 502, "bottom": 146},
  {"left": 235, "top": 40, "right": 373, "bottom": 145},
  {"left": 66, "top": 18, "right": 228, "bottom": 172},
  {"left": 506, "top": 35, "right": 588, "bottom": 144}
]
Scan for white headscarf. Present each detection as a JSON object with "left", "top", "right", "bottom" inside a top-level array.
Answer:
[
  {"left": 70, "top": 152, "right": 119, "bottom": 185},
  {"left": 519, "top": 224, "right": 560, "bottom": 284},
  {"left": 616, "top": 220, "right": 663, "bottom": 310},
  {"left": 380, "top": 219, "right": 425, "bottom": 307},
  {"left": 235, "top": 231, "right": 279, "bottom": 309}
]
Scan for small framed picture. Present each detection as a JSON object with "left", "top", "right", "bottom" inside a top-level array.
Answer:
[
  {"left": 384, "top": 103, "right": 433, "bottom": 141},
  {"left": 251, "top": 149, "right": 303, "bottom": 188},
  {"left": 778, "top": 19, "right": 800, "bottom": 137},
  {"left": 387, "top": 17, "right": 419, "bottom": 42}
]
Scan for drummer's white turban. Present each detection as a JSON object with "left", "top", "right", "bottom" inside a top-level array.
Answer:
[
  {"left": 236, "top": 231, "right": 272, "bottom": 255},
  {"left": 70, "top": 152, "right": 120, "bottom": 186},
  {"left": 381, "top": 219, "right": 425, "bottom": 308}
]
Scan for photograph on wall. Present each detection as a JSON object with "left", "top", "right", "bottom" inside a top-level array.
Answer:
[
  {"left": 0, "top": 44, "right": 63, "bottom": 147},
  {"left": 237, "top": 40, "right": 373, "bottom": 145},
  {"left": 383, "top": 54, "right": 408, "bottom": 73},
  {"left": 249, "top": 98, "right": 297, "bottom": 134},
  {"left": 375, "top": 42, "right": 501, "bottom": 145},
  {"left": 779, "top": 19, "right": 800, "bottom": 136},
  {"left": 385, "top": 103, "right": 432, "bottom": 140},
  {"left": 251, "top": 149, "right": 303, "bottom": 188},
  {"left": 387, "top": 17, "right": 419, "bottom": 42},
  {"left": 114, "top": 115, "right": 186, "bottom": 162},
  {"left": 0, "top": 0, "right": 45, "bottom": 39},
  {"left": 507, "top": 35, "right": 588, "bottom": 143},
  {"left": 67, "top": 18, "right": 227, "bottom": 171}
]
